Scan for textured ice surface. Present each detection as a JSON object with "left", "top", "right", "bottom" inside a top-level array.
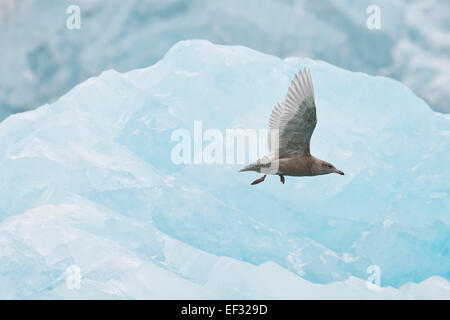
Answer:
[
  {"left": 0, "top": 0, "right": 449, "bottom": 120},
  {"left": 0, "top": 40, "right": 449, "bottom": 299}
]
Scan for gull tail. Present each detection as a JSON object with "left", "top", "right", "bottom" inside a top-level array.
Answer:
[
  {"left": 239, "top": 156, "right": 272, "bottom": 173},
  {"left": 239, "top": 162, "right": 259, "bottom": 172}
]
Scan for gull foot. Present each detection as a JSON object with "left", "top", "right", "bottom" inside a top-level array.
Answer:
[
  {"left": 279, "top": 174, "right": 285, "bottom": 184},
  {"left": 251, "top": 175, "right": 267, "bottom": 185}
]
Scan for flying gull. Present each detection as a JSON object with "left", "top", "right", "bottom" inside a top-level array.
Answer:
[{"left": 240, "top": 68, "right": 344, "bottom": 185}]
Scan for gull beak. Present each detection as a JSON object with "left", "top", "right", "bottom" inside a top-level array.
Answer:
[{"left": 335, "top": 169, "right": 344, "bottom": 175}]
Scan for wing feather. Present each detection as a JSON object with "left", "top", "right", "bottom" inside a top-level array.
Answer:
[{"left": 268, "top": 68, "right": 317, "bottom": 157}]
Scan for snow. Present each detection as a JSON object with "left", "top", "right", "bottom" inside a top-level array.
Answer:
[{"left": 0, "top": 40, "right": 448, "bottom": 299}]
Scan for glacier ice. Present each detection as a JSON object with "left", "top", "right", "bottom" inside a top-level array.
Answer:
[
  {"left": 0, "top": 0, "right": 449, "bottom": 121},
  {"left": 0, "top": 40, "right": 449, "bottom": 299}
]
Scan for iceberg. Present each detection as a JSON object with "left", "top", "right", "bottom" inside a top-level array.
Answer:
[
  {"left": 0, "top": 40, "right": 448, "bottom": 299},
  {"left": 0, "top": 0, "right": 449, "bottom": 120}
]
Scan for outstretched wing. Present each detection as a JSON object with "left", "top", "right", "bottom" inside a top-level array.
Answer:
[{"left": 268, "top": 68, "right": 317, "bottom": 157}]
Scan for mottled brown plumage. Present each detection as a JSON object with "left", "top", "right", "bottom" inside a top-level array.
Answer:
[{"left": 240, "top": 68, "right": 344, "bottom": 185}]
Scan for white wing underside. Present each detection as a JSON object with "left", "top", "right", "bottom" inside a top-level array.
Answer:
[{"left": 268, "top": 68, "right": 317, "bottom": 157}]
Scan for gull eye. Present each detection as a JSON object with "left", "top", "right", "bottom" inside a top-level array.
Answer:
[{"left": 328, "top": 165, "right": 332, "bottom": 168}]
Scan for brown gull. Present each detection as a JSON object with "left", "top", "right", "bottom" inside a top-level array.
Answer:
[{"left": 240, "top": 68, "right": 344, "bottom": 185}]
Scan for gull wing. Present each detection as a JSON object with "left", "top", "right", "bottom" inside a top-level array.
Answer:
[{"left": 268, "top": 68, "right": 317, "bottom": 157}]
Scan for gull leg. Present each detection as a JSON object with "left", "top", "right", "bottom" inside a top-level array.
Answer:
[
  {"left": 251, "top": 175, "right": 267, "bottom": 185},
  {"left": 279, "top": 174, "right": 285, "bottom": 184}
]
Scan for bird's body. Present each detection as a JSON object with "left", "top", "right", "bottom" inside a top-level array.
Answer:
[
  {"left": 240, "top": 68, "right": 344, "bottom": 185},
  {"left": 279, "top": 155, "right": 322, "bottom": 177}
]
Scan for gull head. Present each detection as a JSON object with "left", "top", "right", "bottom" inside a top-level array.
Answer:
[{"left": 317, "top": 160, "right": 344, "bottom": 176}]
